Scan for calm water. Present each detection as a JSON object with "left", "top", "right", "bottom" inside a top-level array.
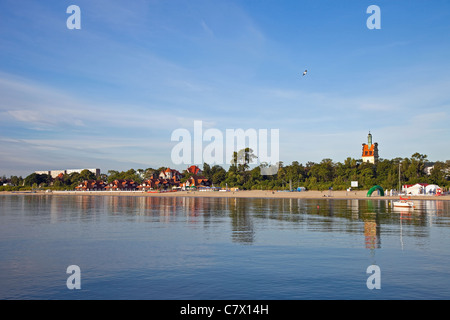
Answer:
[{"left": 1, "top": 194, "right": 450, "bottom": 300}]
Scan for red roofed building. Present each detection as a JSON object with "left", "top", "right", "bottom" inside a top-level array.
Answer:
[
  {"left": 76, "top": 180, "right": 107, "bottom": 191},
  {"left": 362, "top": 132, "right": 379, "bottom": 164},
  {"left": 159, "top": 168, "right": 182, "bottom": 180},
  {"left": 181, "top": 176, "right": 211, "bottom": 189},
  {"left": 187, "top": 165, "right": 202, "bottom": 175},
  {"left": 402, "top": 183, "right": 429, "bottom": 195},
  {"left": 138, "top": 179, "right": 160, "bottom": 191},
  {"left": 105, "top": 179, "right": 139, "bottom": 191},
  {"left": 138, "top": 175, "right": 181, "bottom": 191}
]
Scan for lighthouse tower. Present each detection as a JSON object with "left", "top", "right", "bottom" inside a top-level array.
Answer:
[{"left": 362, "top": 132, "right": 379, "bottom": 164}]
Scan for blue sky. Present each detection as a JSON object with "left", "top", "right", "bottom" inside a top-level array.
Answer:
[{"left": 1, "top": 0, "right": 450, "bottom": 177}]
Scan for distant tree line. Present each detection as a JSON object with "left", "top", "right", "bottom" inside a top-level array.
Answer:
[
  {"left": 1, "top": 151, "right": 449, "bottom": 192},
  {"left": 203, "top": 152, "right": 450, "bottom": 191},
  {"left": 0, "top": 169, "right": 99, "bottom": 191}
]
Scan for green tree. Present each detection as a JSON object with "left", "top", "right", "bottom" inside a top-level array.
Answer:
[
  {"left": 359, "top": 162, "right": 376, "bottom": 188},
  {"left": 211, "top": 166, "right": 226, "bottom": 185},
  {"left": 24, "top": 173, "right": 51, "bottom": 187},
  {"left": 429, "top": 161, "right": 447, "bottom": 186},
  {"left": 232, "top": 148, "right": 257, "bottom": 173},
  {"left": 143, "top": 168, "right": 157, "bottom": 180},
  {"left": 202, "top": 163, "right": 211, "bottom": 179},
  {"left": 309, "top": 159, "right": 334, "bottom": 183},
  {"left": 107, "top": 169, "right": 142, "bottom": 183},
  {"left": 9, "top": 176, "right": 22, "bottom": 186},
  {"left": 79, "top": 169, "right": 96, "bottom": 181}
]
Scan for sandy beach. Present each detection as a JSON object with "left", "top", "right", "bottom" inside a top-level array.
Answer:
[{"left": 2, "top": 189, "right": 450, "bottom": 201}]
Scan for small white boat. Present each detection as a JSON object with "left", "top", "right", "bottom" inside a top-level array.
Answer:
[{"left": 393, "top": 198, "right": 414, "bottom": 208}]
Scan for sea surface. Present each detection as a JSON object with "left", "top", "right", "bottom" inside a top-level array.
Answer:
[{"left": 1, "top": 194, "right": 450, "bottom": 300}]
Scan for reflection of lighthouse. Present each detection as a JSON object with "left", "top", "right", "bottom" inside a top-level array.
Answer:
[
  {"left": 362, "top": 132, "right": 379, "bottom": 164},
  {"left": 364, "top": 220, "right": 380, "bottom": 249}
]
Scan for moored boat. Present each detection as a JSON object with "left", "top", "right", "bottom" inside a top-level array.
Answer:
[{"left": 393, "top": 197, "right": 414, "bottom": 208}]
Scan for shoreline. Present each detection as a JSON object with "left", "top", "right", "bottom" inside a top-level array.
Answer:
[{"left": 2, "top": 190, "right": 450, "bottom": 201}]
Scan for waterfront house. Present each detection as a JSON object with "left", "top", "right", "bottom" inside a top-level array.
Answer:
[
  {"left": 138, "top": 176, "right": 181, "bottom": 191},
  {"left": 181, "top": 175, "right": 211, "bottom": 190},
  {"left": 159, "top": 168, "right": 182, "bottom": 180},
  {"left": 76, "top": 180, "right": 107, "bottom": 191},
  {"left": 105, "top": 179, "right": 139, "bottom": 191},
  {"left": 402, "top": 183, "right": 429, "bottom": 195},
  {"left": 187, "top": 165, "right": 202, "bottom": 175},
  {"left": 138, "top": 179, "right": 159, "bottom": 191}
]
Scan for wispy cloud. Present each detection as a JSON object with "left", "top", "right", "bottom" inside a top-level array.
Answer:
[
  {"left": 0, "top": 72, "right": 182, "bottom": 132},
  {"left": 200, "top": 20, "right": 214, "bottom": 37},
  {"left": 1, "top": 0, "right": 450, "bottom": 176}
]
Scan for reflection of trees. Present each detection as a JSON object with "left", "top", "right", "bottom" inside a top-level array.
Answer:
[
  {"left": 14, "top": 195, "right": 450, "bottom": 248},
  {"left": 228, "top": 197, "right": 255, "bottom": 244}
]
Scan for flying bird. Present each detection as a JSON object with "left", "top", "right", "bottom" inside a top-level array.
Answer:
[{"left": 302, "top": 69, "right": 307, "bottom": 76}]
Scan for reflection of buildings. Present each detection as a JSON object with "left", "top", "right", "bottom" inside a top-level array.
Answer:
[
  {"left": 347, "top": 199, "right": 382, "bottom": 249},
  {"left": 41, "top": 195, "right": 450, "bottom": 248},
  {"left": 364, "top": 220, "right": 380, "bottom": 249},
  {"left": 348, "top": 199, "right": 360, "bottom": 216}
]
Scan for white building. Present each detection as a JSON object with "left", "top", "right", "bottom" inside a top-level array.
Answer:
[
  {"left": 66, "top": 169, "right": 100, "bottom": 177},
  {"left": 159, "top": 168, "right": 182, "bottom": 180},
  {"left": 361, "top": 132, "right": 379, "bottom": 164},
  {"left": 425, "top": 184, "right": 441, "bottom": 195},
  {"left": 403, "top": 183, "right": 428, "bottom": 196},
  {"left": 35, "top": 168, "right": 100, "bottom": 178}
]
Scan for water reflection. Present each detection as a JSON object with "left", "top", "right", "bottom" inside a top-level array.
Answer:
[
  {"left": 2, "top": 195, "right": 450, "bottom": 248},
  {"left": 364, "top": 220, "right": 380, "bottom": 249},
  {"left": 2, "top": 195, "right": 450, "bottom": 299}
]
